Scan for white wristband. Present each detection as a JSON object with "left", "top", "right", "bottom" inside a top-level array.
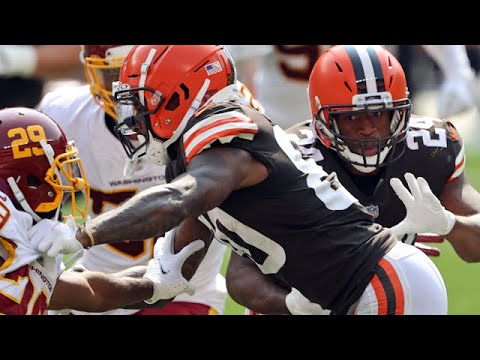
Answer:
[{"left": 0, "top": 45, "right": 37, "bottom": 77}]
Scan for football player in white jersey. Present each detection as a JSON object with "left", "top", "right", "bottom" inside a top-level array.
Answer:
[
  {"left": 224, "top": 45, "right": 271, "bottom": 96},
  {"left": 255, "top": 45, "right": 327, "bottom": 129},
  {"left": 422, "top": 45, "right": 479, "bottom": 118},
  {"left": 0, "top": 107, "right": 201, "bottom": 314},
  {"left": 38, "top": 45, "right": 227, "bottom": 315}
]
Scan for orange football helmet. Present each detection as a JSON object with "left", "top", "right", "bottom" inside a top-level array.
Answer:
[
  {"left": 308, "top": 45, "right": 411, "bottom": 172},
  {"left": 0, "top": 107, "right": 90, "bottom": 222},
  {"left": 112, "top": 45, "right": 237, "bottom": 165},
  {"left": 81, "top": 45, "right": 133, "bottom": 120}
]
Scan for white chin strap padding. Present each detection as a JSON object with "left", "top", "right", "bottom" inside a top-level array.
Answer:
[
  {"left": 344, "top": 145, "right": 391, "bottom": 174},
  {"left": 146, "top": 131, "right": 170, "bottom": 166},
  {"left": 7, "top": 176, "right": 42, "bottom": 223}
]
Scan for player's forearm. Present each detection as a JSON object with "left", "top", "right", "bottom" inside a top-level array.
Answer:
[
  {"left": 50, "top": 272, "right": 154, "bottom": 312},
  {"left": 173, "top": 218, "right": 213, "bottom": 280},
  {"left": 76, "top": 183, "right": 200, "bottom": 248},
  {"left": 226, "top": 254, "right": 290, "bottom": 314},
  {"left": 111, "top": 267, "right": 174, "bottom": 310},
  {"left": 448, "top": 214, "right": 480, "bottom": 262}
]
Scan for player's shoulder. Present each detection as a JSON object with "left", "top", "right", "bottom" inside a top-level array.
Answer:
[
  {"left": 409, "top": 114, "right": 462, "bottom": 143},
  {"left": 286, "top": 119, "right": 316, "bottom": 144},
  {"left": 39, "top": 85, "right": 92, "bottom": 114},
  {"left": 0, "top": 191, "right": 32, "bottom": 238},
  {"left": 286, "top": 119, "right": 312, "bottom": 134},
  {"left": 192, "top": 101, "right": 243, "bottom": 120},
  {"left": 0, "top": 190, "right": 17, "bottom": 213},
  {"left": 183, "top": 102, "right": 259, "bottom": 163}
]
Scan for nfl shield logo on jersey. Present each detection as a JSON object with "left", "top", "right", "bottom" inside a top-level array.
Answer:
[{"left": 365, "top": 204, "right": 379, "bottom": 219}]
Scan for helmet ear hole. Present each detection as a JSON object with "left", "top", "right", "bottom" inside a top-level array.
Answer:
[
  {"left": 27, "top": 175, "right": 42, "bottom": 188},
  {"left": 165, "top": 92, "right": 181, "bottom": 111},
  {"left": 179, "top": 83, "right": 189, "bottom": 100}
]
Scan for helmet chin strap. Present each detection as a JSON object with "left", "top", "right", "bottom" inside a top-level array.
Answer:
[
  {"left": 7, "top": 176, "right": 42, "bottom": 223},
  {"left": 122, "top": 135, "right": 147, "bottom": 178},
  {"left": 343, "top": 145, "right": 391, "bottom": 174},
  {"left": 351, "top": 163, "right": 379, "bottom": 174},
  {"left": 146, "top": 131, "right": 170, "bottom": 167}
]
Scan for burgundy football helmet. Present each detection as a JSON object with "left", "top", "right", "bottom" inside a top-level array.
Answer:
[{"left": 0, "top": 107, "right": 90, "bottom": 221}]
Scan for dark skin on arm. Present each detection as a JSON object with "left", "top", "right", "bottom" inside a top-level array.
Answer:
[
  {"left": 77, "top": 147, "right": 268, "bottom": 247},
  {"left": 440, "top": 173, "right": 480, "bottom": 262},
  {"left": 49, "top": 266, "right": 156, "bottom": 312},
  {"left": 226, "top": 252, "right": 290, "bottom": 314},
  {"left": 75, "top": 146, "right": 268, "bottom": 278}
]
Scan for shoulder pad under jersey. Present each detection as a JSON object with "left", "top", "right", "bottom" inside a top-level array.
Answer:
[{"left": 183, "top": 103, "right": 259, "bottom": 163}]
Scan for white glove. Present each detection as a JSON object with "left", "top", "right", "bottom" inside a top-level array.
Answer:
[
  {"left": 437, "top": 75, "right": 476, "bottom": 118},
  {"left": 285, "top": 287, "right": 331, "bottom": 315},
  {"left": 143, "top": 231, "right": 205, "bottom": 304},
  {"left": 0, "top": 45, "right": 37, "bottom": 77},
  {"left": 28, "top": 215, "right": 83, "bottom": 258},
  {"left": 389, "top": 173, "right": 456, "bottom": 240}
]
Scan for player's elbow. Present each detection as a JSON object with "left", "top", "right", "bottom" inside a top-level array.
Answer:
[
  {"left": 77, "top": 289, "right": 117, "bottom": 313},
  {"left": 458, "top": 252, "right": 480, "bottom": 263},
  {"left": 453, "top": 246, "right": 480, "bottom": 263}
]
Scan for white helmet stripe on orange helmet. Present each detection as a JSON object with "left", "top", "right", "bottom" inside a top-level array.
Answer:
[
  {"left": 353, "top": 45, "right": 378, "bottom": 94},
  {"left": 139, "top": 48, "right": 157, "bottom": 106}
]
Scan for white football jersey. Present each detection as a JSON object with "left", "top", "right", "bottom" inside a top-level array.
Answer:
[
  {"left": 0, "top": 191, "right": 63, "bottom": 315},
  {"left": 39, "top": 85, "right": 227, "bottom": 314},
  {"left": 256, "top": 45, "right": 330, "bottom": 129}
]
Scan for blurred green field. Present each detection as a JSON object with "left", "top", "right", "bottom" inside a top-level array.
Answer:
[{"left": 430, "top": 145, "right": 480, "bottom": 314}]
